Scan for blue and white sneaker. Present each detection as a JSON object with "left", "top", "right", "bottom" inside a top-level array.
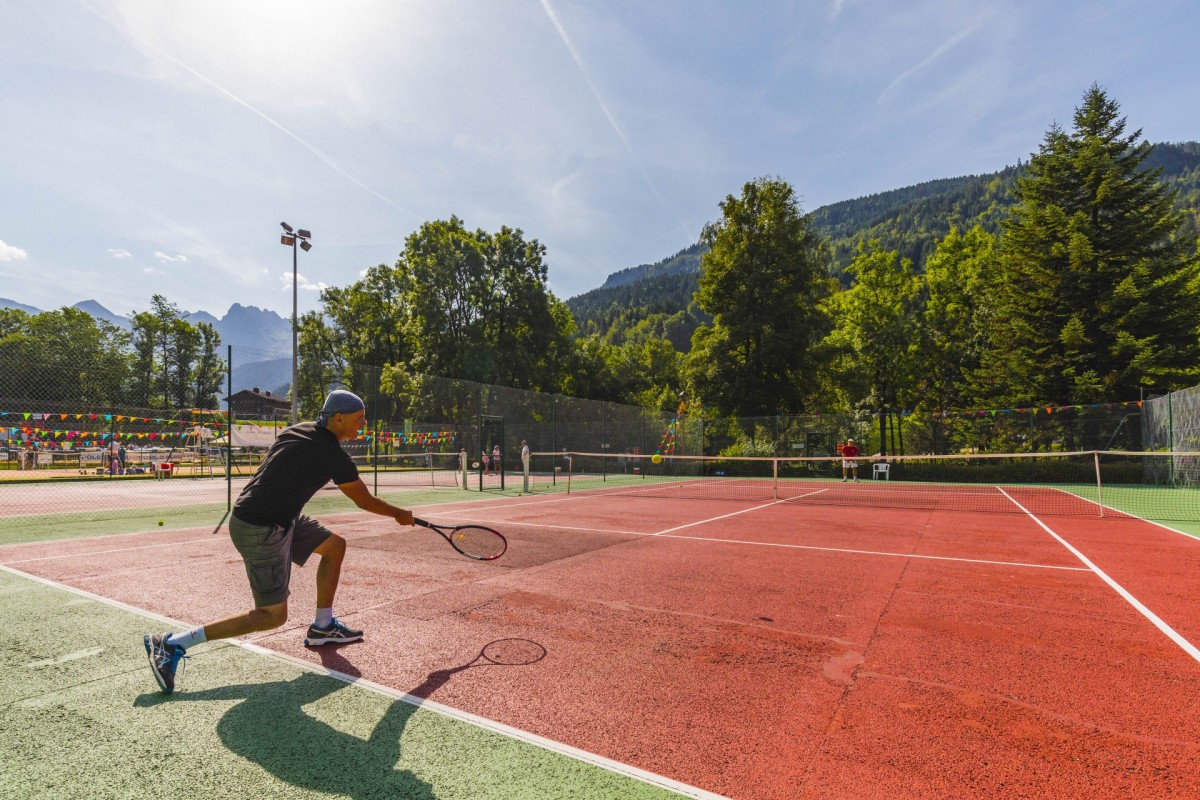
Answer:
[
  {"left": 303, "top": 618, "right": 363, "bottom": 646},
  {"left": 144, "top": 633, "right": 187, "bottom": 693}
]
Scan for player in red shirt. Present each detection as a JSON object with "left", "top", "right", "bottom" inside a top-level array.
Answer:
[{"left": 841, "top": 438, "right": 860, "bottom": 482}]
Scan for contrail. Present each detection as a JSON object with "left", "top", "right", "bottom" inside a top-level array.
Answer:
[
  {"left": 79, "top": 0, "right": 408, "bottom": 215},
  {"left": 539, "top": 0, "right": 694, "bottom": 243},
  {"left": 876, "top": 22, "right": 981, "bottom": 104}
]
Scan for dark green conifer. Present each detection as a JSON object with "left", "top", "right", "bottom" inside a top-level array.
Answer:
[{"left": 983, "top": 85, "right": 1200, "bottom": 404}]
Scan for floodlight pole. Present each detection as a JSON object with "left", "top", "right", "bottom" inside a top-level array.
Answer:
[
  {"left": 280, "top": 223, "right": 312, "bottom": 426},
  {"left": 290, "top": 235, "right": 298, "bottom": 424}
]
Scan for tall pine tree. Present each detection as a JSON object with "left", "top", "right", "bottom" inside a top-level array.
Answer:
[{"left": 985, "top": 85, "right": 1200, "bottom": 405}]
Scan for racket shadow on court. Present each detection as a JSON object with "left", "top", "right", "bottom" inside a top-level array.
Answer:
[
  {"left": 407, "top": 638, "right": 548, "bottom": 700},
  {"left": 135, "top": 672, "right": 433, "bottom": 799}
]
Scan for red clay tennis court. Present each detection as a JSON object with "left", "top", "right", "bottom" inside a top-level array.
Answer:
[{"left": 3, "top": 477, "right": 1199, "bottom": 798}]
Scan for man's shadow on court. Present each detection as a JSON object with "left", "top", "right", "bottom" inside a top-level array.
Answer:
[{"left": 134, "top": 639, "right": 547, "bottom": 799}]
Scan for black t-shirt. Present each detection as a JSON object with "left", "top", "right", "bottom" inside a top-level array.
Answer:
[{"left": 233, "top": 422, "right": 359, "bottom": 527}]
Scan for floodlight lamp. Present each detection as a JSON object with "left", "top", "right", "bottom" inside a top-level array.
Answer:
[
  {"left": 297, "top": 229, "right": 312, "bottom": 239},
  {"left": 299, "top": 240, "right": 312, "bottom": 252},
  {"left": 280, "top": 222, "right": 294, "bottom": 233},
  {"left": 281, "top": 234, "right": 295, "bottom": 246}
]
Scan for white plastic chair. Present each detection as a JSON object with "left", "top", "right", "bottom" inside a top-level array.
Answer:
[{"left": 872, "top": 462, "right": 890, "bottom": 480}]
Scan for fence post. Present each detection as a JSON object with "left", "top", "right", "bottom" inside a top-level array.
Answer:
[
  {"left": 226, "top": 346, "right": 232, "bottom": 502},
  {"left": 1168, "top": 390, "right": 1175, "bottom": 485}
]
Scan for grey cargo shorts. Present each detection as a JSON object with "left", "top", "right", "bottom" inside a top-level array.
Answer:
[{"left": 228, "top": 513, "right": 333, "bottom": 607}]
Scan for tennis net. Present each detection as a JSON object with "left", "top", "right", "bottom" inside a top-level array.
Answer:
[
  {"left": 353, "top": 452, "right": 462, "bottom": 489},
  {"left": 524, "top": 450, "right": 1200, "bottom": 521}
]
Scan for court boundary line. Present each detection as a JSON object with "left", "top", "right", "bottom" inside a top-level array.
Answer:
[
  {"left": 419, "top": 508, "right": 1090, "bottom": 572},
  {"left": 998, "top": 488, "right": 1200, "bottom": 664},
  {"left": 0, "top": 562, "right": 728, "bottom": 800},
  {"left": 652, "top": 533, "right": 1090, "bottom": 571},
  {"left": 1, "top": 499, "right": 1092, "bottom": 574},
  {"left": 652, "top": 491, "right": 828, "bottom": 535}
]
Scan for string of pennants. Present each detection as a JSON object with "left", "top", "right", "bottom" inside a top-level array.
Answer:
[
  {"left": 2, "top": 410, "right": 224, "bottom": 449},
  {"left": 926, "top": 400, "right": 1142, "bottom": 418},
  {"left": 1, "top": 411, "right": 226, "bottom": 424},
  {"left": 365, "top": 431, "right": 457, "bottom": 446},
  {"left": 790, "top": 400, "right": 1145, "bottom": 419},
  {"left": 656, "top": 402, "right": 687, "bottom": 456}
]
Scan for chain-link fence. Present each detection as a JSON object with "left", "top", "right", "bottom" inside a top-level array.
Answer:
[
  {"left": 702, "top": 401, "right": 1145, "bottom": 459},
  {"left": 0, "top": 340, "right": 1180, "bottom": 526},
  {"left": 1144, "top": 386, "right": 1200, "bottom": 488}
]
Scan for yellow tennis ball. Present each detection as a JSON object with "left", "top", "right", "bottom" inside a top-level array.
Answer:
[
  {"left": 651, "top": 454, "right": 662, "bottom": 464},
  {"left": 157, "top": 520, "right": 164, "bottom": 526}
]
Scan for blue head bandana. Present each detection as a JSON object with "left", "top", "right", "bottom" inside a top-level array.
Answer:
[{"left": 315, "top": 389, "right": 365, "bottom": 428}]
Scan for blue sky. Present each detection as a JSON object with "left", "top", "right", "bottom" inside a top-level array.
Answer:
[{"left": 1, "top": 0, "right": 1197, "bottom": 319}]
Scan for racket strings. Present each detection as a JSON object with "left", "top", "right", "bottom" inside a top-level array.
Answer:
[{"left": 453, "top": 526, "right": 506, "bottom": 559}]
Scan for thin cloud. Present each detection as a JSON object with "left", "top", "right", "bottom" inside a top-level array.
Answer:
[
  {"left": 829, "top": 0, "right": 848, "bottom": 21},
  {"left": 876, "top": 22, "right": 982, "bottom": 105},
  {"left": 538, "top": 0, "right": 693, "bottom": 244},
  {"left": 0, "top": 240, "right": 28, "bottom": 261},
  {"left": 154, "top": 251, "right": 188, "bottom": 263},
  {"left": 108, "top": 248, "right": 132, "bottom": 259},
  {"left": 79, "top": 0, "right": 408, "bottom": 216}
]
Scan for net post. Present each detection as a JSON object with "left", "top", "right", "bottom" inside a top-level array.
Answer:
[
  {"left": 461, "top": 448, "right": 468, "bottom": 491},
  {"left": 523, "top": 450, "right": 530, "bottom": 493},
  {"left": 567, "top": 452, "right": 573, "bottom": 494},
  {"left": 773, "top": 458, "right": 779, "bottom": 500},
  {"left": 1093, "top": 450, "right": 1104, "bottom": 517}
]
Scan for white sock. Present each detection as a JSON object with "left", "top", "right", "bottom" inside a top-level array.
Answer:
[
  {"left": 166, "top": 627, "right": 206, "bottom": 651},
  {"left": 314, "top": 608, "right": 334, "bottom": 627}
]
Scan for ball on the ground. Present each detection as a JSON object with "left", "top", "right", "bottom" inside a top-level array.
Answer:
[
  {"left": 651, "top": 453, "right": 662, "bottom": 464},
  {"left": 157, "top": 520, "right": 164, "bottom": 526}
]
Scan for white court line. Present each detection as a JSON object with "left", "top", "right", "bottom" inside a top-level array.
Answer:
[
  {"left": 394, "top": 506, "right": 1088, "bottom": 572},
  {"left": 1138, "top": 517, "right": 1200, "bottom": 540},
  {"left": 1, "top": 537, "right": 218, "bottom": 565},
  {"left": 654, "top": 533, "right": 1090, "bottom": 571},
  {"left": 0, "top": 493, "right": 570, "bottom": 558},
  {"left": 0, "top": 562, "right": 728, "bottom": 800},
  {"left": 653, "top": 490, "right": 829, "bottom": 535},
  {"left": 3, "top": 492, "right": 1089, "bottom": 575},
  {"left": 998, "top": 488, "right": 1200, "bottom": 664}
]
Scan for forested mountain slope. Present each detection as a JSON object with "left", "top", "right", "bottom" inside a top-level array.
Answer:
[{"left": 566, "top": 141, "right": 1200, "bottom": 347}]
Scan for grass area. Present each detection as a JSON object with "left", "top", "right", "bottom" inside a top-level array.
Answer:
[
  {"left": 1079, "top": 485, "right": 1200, "bottom": 537},
  {"left": 0, "top": 570, "right": 690, "bottom": 800}
]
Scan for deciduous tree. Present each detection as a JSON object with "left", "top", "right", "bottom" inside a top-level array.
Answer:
[{"left": 684, "top": 177, "right": 831, "bottom": 417}]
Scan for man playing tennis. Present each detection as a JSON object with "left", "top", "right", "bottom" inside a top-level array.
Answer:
[
  {"left": 841, "top": 437, "right": 860, "bottom": 482},
  {"left": 143, "top": 389, "right": 416, "bottom": 694}
]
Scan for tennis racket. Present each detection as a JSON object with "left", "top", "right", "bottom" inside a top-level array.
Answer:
[{"left": 414, "top": 517, "right": 507, "bottom": 560}]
